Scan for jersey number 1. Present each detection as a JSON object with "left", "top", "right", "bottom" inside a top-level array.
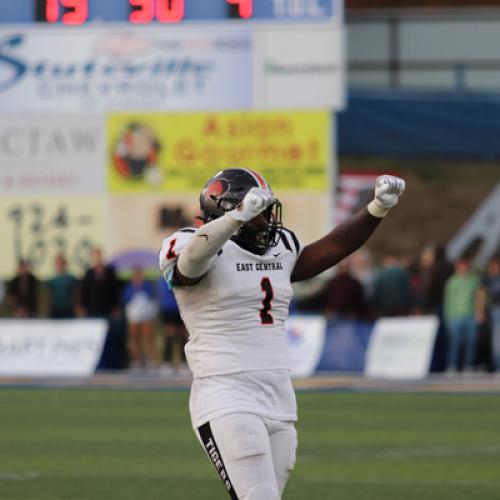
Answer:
[
  {"left": 166, "top": 238, "right": 177, "bottom": 260},
  {"left": 259, "top": 277, "right": 274, "bottom": 325}
]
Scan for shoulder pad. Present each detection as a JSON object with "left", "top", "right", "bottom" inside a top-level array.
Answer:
[
  {"left": 158, "top": 227, "right": 197, "bottom": 275},
  {"left": 278, "top": 227, "right": 302, "bottom": 255}
]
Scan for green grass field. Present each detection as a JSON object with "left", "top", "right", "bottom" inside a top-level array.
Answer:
[{"left": 1, "top": 388, "right": 500, "bottom": 500}]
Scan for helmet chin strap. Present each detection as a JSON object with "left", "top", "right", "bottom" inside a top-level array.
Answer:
[
  {"left": 232, "top": 224, "right": 277, "bottom": 256},
  {"left": 231, "top": 236, "right": 267, "bottom": 256}
]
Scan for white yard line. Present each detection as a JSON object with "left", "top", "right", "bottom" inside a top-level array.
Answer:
[
  {"left": 0, "top": 471, "right": 40, "bottom": 481},
  {"left": 333, "top": 443, "right": 500, "bottom": 460},
  {"left": 300, "top": 477, "right": 500, "bottom": 487}
]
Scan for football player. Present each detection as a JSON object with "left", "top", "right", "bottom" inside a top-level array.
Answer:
[{"left": 159, "top": 168, "right": 405, "bottom": 500}]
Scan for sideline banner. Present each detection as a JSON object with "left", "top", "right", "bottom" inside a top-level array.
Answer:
[
  {"left": 0, "top": 114, "right": 104, "bottom": 194},
  {"left": 0, "top": 319, "right": 107, "bottom": 376},
  {"left": 316, "top": 320, "right": 374, "bottom": 373},
  {"left": 0, "top": 27, "right": 252, "bottom": 112},
  {"left": 0, "top": 196, "right": 105, "bottom": 278},
  {"left": 365, "top": 316, "right": 439, "bottom": 380},
  {"left": 107, "top": 110, "right": 330, "bottom": 193},
  {"left": 286, "top": 315, "right": 326, "bottom": 378}
]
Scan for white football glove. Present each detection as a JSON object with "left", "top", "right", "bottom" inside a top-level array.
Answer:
[
  {"left": 226, "top": 187, "right": 275, "bottom": 223},
  {"left": 367, "top": 175, "right": 406, "bottom": 218}
]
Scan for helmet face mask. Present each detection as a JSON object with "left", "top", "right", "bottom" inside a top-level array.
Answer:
[
  {"left": 232, "top": 202, "right": 282, "bottom": 255},
  {"left": 199, "top": 168, "right": 282, "bottom": 255}
]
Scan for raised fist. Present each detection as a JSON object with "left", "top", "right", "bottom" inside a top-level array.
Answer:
[
  {"left": 227, "top": 187, "right": 276, "bottom": 223},
  {"left": 368, "top": 175, "right": 406, "bottom": 218}
]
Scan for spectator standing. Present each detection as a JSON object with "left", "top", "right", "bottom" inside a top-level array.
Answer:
[
  {"left": 45, "top": 254, "right": 80, "bottom": 319},
  {"left": 79, "top": 247, "right": 121, "bottom": 318},
  {"left": 350, "top": 247, "right": 375, "bottom": 301},
  {"left": 417, "top": 244, "right": 436, "bottom": 314},
  {"left": 157, "top": 275, "right": 187, "bottom": 370},
  {"left": 419, "top": 244, "right": 455, "bottom": 372},
  {"left": 407, "top": 258, "right": 424, "bottom": 314},
  {"left": 7, "top": 258, "right": 39, "bottom": 317},
  {"left": 123, "top": 266, "right": 158, "bottom": 369},
  {"left": 0, "top": 278, "right": 5, "bottom": 314},
  {"left": 320, "top": 259, "right": 366, "bottom": 319},
  {"left": 371, "top": 252, "right": 411, "bottom": 317},
  {"left": 421, "top": 245, "right": 454, "bottom": 315},
  {"left": 479, "top": 255, "right": 500, "bottom": 371},
  {"left": 80, "top": 247, "right": 128, "bottom": 370},
  {"left": 443, "top": 256, "right": 482, "bottom": 374}
]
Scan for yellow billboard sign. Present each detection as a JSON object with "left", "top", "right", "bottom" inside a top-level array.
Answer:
[{"left": 107, "top": 111, "right": 330, "bottom": 193}]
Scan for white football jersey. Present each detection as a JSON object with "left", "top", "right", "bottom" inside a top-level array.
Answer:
[
  {"left": 159, "top": 226, "right": 303, "bottom": 427},
  {"left": 158, "top": 227, "right": 303, "bottom": 379},
  {"left": 160, "top": 228, "right": 302, "bottom": 377}
]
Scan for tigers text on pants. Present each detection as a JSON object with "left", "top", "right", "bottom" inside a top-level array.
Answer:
[{"left": 196, "top": 413, "right": 297, "bottom": 500}]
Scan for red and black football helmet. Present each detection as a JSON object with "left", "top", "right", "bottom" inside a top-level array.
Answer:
[{"left": 199, "top": 168, "right": 282, "bottom": 255}]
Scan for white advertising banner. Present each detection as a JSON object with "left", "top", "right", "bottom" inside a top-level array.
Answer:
[
  {"left": 0, "top": 114, "right": 104, "bottom": 193},
  {"left": 0, "top": 23, "right": 344, "bottom": 112},
  {"left": 0, "top": 27, "right": 252, "bottom": 111},
  {"left": 254, "top": 25, "right": 346, "bottom": 110},
  {"left": 0, "top": 319, "right": 107, "bottom": 376},
  {"left": 365, "top": 316, "right": 439, "bottom": 380},
  {"left": 286, "top": 315, "right": 326, "bottom": 378}
]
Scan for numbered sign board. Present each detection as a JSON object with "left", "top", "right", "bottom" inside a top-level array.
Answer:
[{"left": 0, "top": 196, "right": 105, "bottom": 278}]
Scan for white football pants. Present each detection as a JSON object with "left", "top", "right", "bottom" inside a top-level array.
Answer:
[{"left": 196, "top": 413, "right": 297, "bottom": 500}]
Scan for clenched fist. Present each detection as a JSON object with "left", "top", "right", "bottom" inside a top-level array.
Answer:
[
  {"left": 367, "top": 175, "right": 406, "bottom": 218},
  {"left": 227, "top": 187, "right": 276, "bottom": 223}
]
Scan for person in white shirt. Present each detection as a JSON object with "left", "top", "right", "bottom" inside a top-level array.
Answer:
[{"left": 159, "top": 167, "right": 405, "bottom": 500}]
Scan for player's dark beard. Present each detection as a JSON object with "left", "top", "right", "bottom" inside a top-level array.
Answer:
[{"left": 232, "top": 225, "right": 276, "bottom": 255}]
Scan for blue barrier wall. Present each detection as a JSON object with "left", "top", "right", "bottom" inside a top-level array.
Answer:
[
  {"left": 316, "top": 320, "right": 374, "bottom": 373},
  {"left": 337, "top": 89, "right": 500, "bottom": 159},
  {"left": 312, "top": 318, "right": 447, "bottom": 374}
]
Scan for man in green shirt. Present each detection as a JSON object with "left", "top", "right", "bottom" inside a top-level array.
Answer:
[
  {"left": 45, "top": 254, "right": 80, "bottom": 319},
  {"left": 443, "top": 257, "right": 481, "bottom": 374}
]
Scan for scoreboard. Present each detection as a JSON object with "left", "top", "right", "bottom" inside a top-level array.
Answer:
[{"left": 0, "top": 0, "right": 340, "bottom": 25}]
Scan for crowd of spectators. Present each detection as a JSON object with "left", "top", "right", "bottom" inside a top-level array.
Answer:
[
  {"left": 0, "top": 248, "right": 187, "bottom": 372},
  {"left": 292, "top": 245, "right": 500, "bottom": 374},
  {"left": 1, "top": 245, "right": 499, "bottom": 375}
]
